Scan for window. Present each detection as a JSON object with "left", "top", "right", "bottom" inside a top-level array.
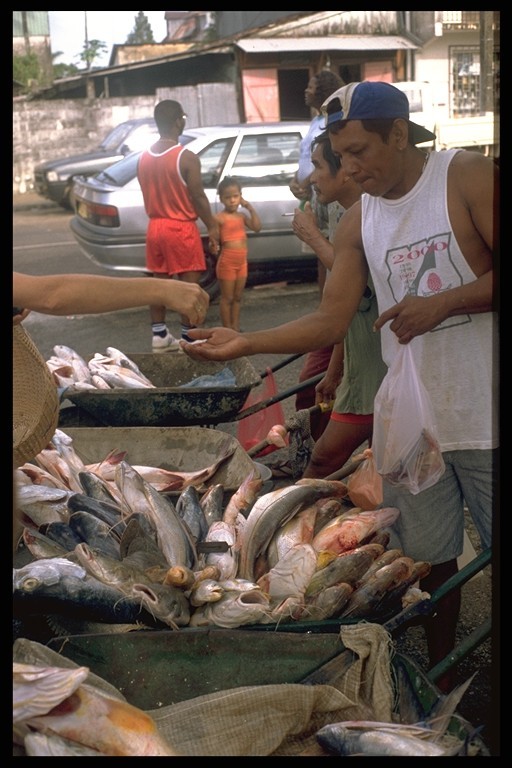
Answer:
[
  {"left": 450, "top": 46, "right": 482, "bottom": 117},
  {"left": 230, "top": 132, "right": 303, "bottom": 186}
]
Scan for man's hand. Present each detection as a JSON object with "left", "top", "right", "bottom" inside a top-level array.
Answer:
[
  {"left": 169, "top": 282, "right": 209, "bottom": 326},
  {"left": 374, "top": 295, "right": 447, "bottom": 343},
  {"left": 180, "top": 327, "right": 250, "bottom": 361}
]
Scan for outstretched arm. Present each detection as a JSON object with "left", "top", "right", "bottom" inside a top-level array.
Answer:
[{"left": 13, "top": 272, "right": 209, "bottom": 326}]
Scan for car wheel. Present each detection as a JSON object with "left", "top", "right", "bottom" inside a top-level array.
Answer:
[
  {"left": 61, "top": 181, "right": 76, "bottom": 211},
  {"left": 199, "top": 245, "right": 220, "bottom": 302}
]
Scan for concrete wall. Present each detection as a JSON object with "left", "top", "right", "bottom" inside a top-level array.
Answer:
[{"left": 13, "top": 83, "right": 240, "bottom": 195}]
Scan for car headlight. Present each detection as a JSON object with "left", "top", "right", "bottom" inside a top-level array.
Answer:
[{"left": 46, "top": 171, "right": 59, "bottom": 182}]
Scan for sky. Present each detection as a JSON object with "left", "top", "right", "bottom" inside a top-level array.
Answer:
[{"left": 48, "top": 11, "right": 168, "bottom": 68}]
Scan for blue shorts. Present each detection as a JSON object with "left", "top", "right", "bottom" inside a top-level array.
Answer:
[{"left": 382, "top": 449, "right": 496, "bottom": 565}]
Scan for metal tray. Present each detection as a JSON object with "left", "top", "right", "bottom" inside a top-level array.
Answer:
[
  {"left": 63, "top": 426, "right": 256, "bottom": 492},
  {"left": 64, "top": 354, "right": 262, "bottom": 427}
]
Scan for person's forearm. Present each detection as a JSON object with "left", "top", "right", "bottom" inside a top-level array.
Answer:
[
  {"left": 242, "top": 309, "right": 342, "bottom": 355},
  {"left": 440, "top": 270, "right": 494, "bottom": 316},
  {"left": 14, "top": 274, "right": 178, "bottom": 315}
]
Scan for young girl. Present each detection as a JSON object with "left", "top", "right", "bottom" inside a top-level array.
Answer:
[{"left": 215, "top": 177, "right": 261, "bottom": 330}]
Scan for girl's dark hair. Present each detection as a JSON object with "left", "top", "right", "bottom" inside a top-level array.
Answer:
[
  {"left": 217, "top": 176, "right": 241, "bottom": 195},
  {"left": 312, "top": 131, "right": 341, "bottom": 176}
]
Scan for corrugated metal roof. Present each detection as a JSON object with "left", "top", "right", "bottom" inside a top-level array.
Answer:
[{"left": 236, "top": 36, "right": 419, "bottom": 53}]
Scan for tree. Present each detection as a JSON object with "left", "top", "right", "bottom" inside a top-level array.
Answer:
[
  {"left": 79, "top": 39, "right": 108, "bottom": 70},
  {"left": 126, "top": 11, "right": 155, "bottom": 44}
]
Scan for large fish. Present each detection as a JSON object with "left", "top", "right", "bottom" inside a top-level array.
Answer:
[
  {"left": 73, "top": 543, "right": 189, "bottom": 628},
  {"left": 16, "top": 485, "right": 73, "bottom": 527},
  {"left": 257, "top": 543, "right": 318, "bottom": 601},
  {"left": 304, "top": 543, "right": 385, "bottom": 598},
  {"left": 303, "top": 582, "right": 354, "bottom": 621},
  {"left": 114, "top": 462, "right": 198, "bottom": 568},
  {"left": 176, "top": 485, "right": 209, "bottom": 543},
  {"left": 339, "top": 556, "right": 415, "bottom": 619},
  {"left": 13, "top": 557, "right": 154, "bottom": 625},
  {"left": 67, "top": 492, "right": 126, "bottom": 537},
  {"left": 266, "top": 504, "right": 317, "bottom": 570},
  {"left": 22, "top": 527, "right": 70, "bottom": 561},
  {"left": 15, "top": 663, "right": 176, "bottom": 756},
  {"left": 67, "top": 510, "right": 121, "bottom": 559},
  {"left": 199, "top": 483, "right": 225, "bottom": 527},
  {"left": 238, "top": 480, "right": 349, "bottom": 582},
  {"left": 222, "top": 469, "right": 262, "bottom": 525},
  {"left": 203, "top": 521, "right": 238, "bottom": 580},
  {"left": 312, "top": 507, "right": 400, "bottom": 555},
  {"left": 203, "top": 587, "right": 270, "bottom": 628},
  {"left": 316, "top": 721, "right": 450, "bottom": 756}
]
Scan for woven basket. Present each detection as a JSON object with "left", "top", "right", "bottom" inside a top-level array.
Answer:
[{"left": 13, "top": 324, "right": 59, "bottom": 467}]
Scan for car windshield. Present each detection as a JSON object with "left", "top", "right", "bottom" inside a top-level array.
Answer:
[
  {"left": 93, "top": 133, "right": 194, "bottom": 186},
  {"left": 99, "top": 123, "right": 137, "bottom": 151}
]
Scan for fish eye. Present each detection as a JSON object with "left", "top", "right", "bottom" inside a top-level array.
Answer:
[{"left": 22, "top": 577, "right": 40, "bottom": 591}]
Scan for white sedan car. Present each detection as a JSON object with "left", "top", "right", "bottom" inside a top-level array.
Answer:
[{"left": 70, "top": 121, "right": 317, "bottom": 298}]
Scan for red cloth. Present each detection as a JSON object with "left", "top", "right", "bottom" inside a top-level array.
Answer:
[{"left": 295, "top": 346, "right": 333, "bottom": 441}]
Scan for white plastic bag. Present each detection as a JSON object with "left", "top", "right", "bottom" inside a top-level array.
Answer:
[{"left": 372, "top": 341, "right": 445, "bottom": 495}]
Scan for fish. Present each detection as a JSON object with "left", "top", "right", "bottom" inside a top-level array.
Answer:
[
  {"left": 114, "top": 462, "right": 198, "bottom": 568},
  {"left": 13, "top": 557, "right": 154, "bottom": 625},
  {"left": 304, "top": 543, "right": 384, "bottom": 598},
  {"left": 51, "top": 429, "right": 87, "bottom": 475},
  {"left": 105, "top": 347, "right": 153, "bottom": 383},
  {"left": 15, "top": 485, "right": 73, "bottom": 526},
  {"left": 189, "top": 578, "right": 224, "bottom": 606},
  {"left": 311, "top": 497, "right": 345, "bottom": 537},
  {"left": 78, "top": 470, "right": 123, "bottom": 506},
  {"left": 23, "top": 731, "right": 105, "bottom": 756},
  {"left": 67, "top": 492, "right": 126, "bottom": 536},
  {"left": 91, "top": 373, "right": 112, "bottom": 389},
  {"left": 67, "top": 510, "right": 121, "bottom": 559},
  {"left": 354, "top": 548, "right": 404, "bottom": 589},
  {"left": 257, "top": 543, "right": 318, "bottom": 601},
  {"left": 38, "top": 521, "right": 85, "bottom": 552},
  {"left": 176, "top": 485, "right": 209, "bottom": 543},
  {"left": 222, "top": 469, "right": 262, "bottom": 525},
  {"left": 238, "top": 480, "right": 349, "bottom": 582},
  {"left": 52, "top": 344, "right": 92, "bottom": 383},
  {"left": 87, "top": 355, "right": 155, "bottom": 389},
  {"left": 315, "top": 721, "right": 449, "bottom": 756},
  {"left": 73, "top": 543, "right": 189, "bottom": 628},
  {"left": 13, "top": 661, "right": 90, "bottom": 723},
  {"left": 311, "top": 507, "right": 400, "bottom": 555},
  {"left": 303, "top": 582, "right": 354, "bottom": 621},
  {"left": 203, "top": 521, "right": 238, "bottom": 580},
  {"left": 266, "top": 504, "right": 317, "bottom": 570},
  {"left": 17, "top": 670, "right": 176, "bottom": 755},
  {"left": 203, "top": 587, "right": 270, "bottom": 628},
  {"left": 34, "top": 446, "right": 84, "bottom": 493},
  {"left": 21, "top": 527, "right": 70, "bottom": 561},
  {"left": 119, "top": 518, "right": 168, "bottom": 573},
  {"left": 375, "top": 560, "right": 432, "bottom": 617},
  {"left": 199, "top": 483, "right": 225, "bottom": 527},
  {"left": 339, "top": 556, "right": 415, "bottom": 619},
  {"left": 15, "top": 463, "right": 70, "bottom": 490}
]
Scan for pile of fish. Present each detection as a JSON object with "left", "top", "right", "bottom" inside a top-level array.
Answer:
[
  {"left": 14, "top": 429, "right": 433, "bottom": 632},
  {"left": 46, "top": 345, "right": 155, "bottom": 390}
]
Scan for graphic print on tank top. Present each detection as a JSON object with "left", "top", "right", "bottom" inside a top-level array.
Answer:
[{"left": 385, "top": 231, "right": 472, "bottom": 332}]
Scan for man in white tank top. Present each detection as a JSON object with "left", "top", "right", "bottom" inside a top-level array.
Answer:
[{"left": 181, "top": 82, "right": 498, "bottom": 692}]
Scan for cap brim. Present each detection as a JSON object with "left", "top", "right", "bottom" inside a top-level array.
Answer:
[{"left": 409, "top": 121, "right": 436, "bottom": 144}]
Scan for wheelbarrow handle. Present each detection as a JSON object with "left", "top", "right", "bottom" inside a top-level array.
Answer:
[
  {"left": 258, "top": 352, "right": 304, "bottom": 379},
  {"left": 233, "top": 372, "right": 325, "bottom": 422}
]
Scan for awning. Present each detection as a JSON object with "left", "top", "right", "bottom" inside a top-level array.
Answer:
[{"left": 236, "top": 36, "right": 419, "bottom": 53}]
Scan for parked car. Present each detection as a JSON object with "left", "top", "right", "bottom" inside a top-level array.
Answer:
[
  {"left": 70, "top": 121, "right": 318, "bottom": 298},
  {"left": 34, "top": 117, "right": 159, "bottom": 210}
]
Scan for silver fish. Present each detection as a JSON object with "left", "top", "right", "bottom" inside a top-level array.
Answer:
[
  {"left": 15, "top": 485, "right": 73, "bottom": 526},
  {"left": 316, "top": 721, "right": 448, "bottom": 756},
  {"left": 203, "top": 521, "right": 238, "bottom": 580},
  {"left": 52, "top": 344, "right": 92, "bottom": 383},
  {"left": 199, "top": 483, "right": 225, "bottom": 527},
  {"left": 22, "top": 527, "right": 70, "bottom": 560},
  {"left": 203, "top": 588, "right": 270, "bottom": 628},
  {"left": 176, "top": 485, "right": 209, "bottom": 543}
]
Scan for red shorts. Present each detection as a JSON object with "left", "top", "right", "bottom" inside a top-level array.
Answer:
[
  {"left": 216, "top": 247, "right": 248, "bottom": 280},
  {"left": 146, "top": 218, "right": 206, "bottom": 275}
]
